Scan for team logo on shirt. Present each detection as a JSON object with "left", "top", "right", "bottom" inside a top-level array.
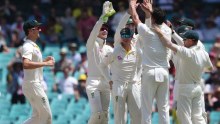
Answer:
[
  {"left": 117, "top": 56, "right": 122, "bottom": 61},
  {"left": 42, "top": 97, "right": 46, "bottom": 104},
  {"left": 115, "top": 96, "right": 118, "bottom": 102},
  {"left": 34, "top": 45, "right": 41, "bottom": 51},
  {"left": 91, "top": 92, "right": 95, "bottom": 98}
]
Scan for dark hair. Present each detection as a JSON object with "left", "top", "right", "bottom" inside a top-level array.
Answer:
[
  {"left": 24, "top": 30, "right": 29, "bottom": 36},
  {"left": 151, "top": 8, "right": 166, "bottom": 25}
]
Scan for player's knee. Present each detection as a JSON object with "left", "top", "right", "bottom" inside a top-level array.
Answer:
[
  {"left": 41, "top": 109, "right": 52, "bottom": 124},
  {"left": 88, "top": 112, "right": 103, "bottom": 124}
]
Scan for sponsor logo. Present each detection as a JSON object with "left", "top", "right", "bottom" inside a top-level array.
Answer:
[
  {"left": 42, "top": 97, "right": 46, "bottom": 104},
  {"left": 117, "top": 56, "right": 122, "bottom": 60},
  {"left": 115, "top": 96, "right": 118, "bottom": 102},
  {"left": 91, "top": 92, "right": 95, "bottom": 98}
]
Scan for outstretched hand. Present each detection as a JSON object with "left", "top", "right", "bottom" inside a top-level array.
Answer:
[
  {"left": 128, "top": 3, "right": 140, "bottom": 15},
  {"left": 44, "top": 56, "right": 55, "bottom": 62},
  {"left": 140, "top": 0, "right": 153, "bottom": 14},
  {"left": 101, "top": 1, "right": 116, "bottom": 23}
]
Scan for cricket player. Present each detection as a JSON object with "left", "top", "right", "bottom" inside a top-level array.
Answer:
[
  {"left": 22, "top": 20, "right": 55, "bottom": 124},
  {"left": 170, "top": 22, "right": 208, "bottom": 122},
  {"left": 101, "top": 27, "right": 142, "bottom": 124},
  {"left": 153, "top": 26, "right": 213, "bottom": 124},
  {"left": 129, "top": 0, "right": 171, "bottom": 123},
  {"left": 86, "top": 1, "right": 115, "bottom": 124}
]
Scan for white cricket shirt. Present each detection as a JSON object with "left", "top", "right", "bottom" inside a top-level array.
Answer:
[
  {"left": 86, "top": 19, "right": 113, "bottom": 78},
  {"left": 176, "top": 45, "right": 213, "bottom": 84},
  {"left": 101, "top": 44, "right": 142, "bottom": 84},
  {"left": 22, "top": 38, "right": 43, "bottom": 83},
  {"left": 137, "top": 20, "right": 171, "bottom": 68},
  {"left": 172, "top": 32, "right": 206, "bottom": 80}
]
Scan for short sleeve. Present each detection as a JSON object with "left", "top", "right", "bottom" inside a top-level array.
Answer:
[
  {"left": 204, "top": 52, "right": 213, "bottom": 69},
  {"left": 22, "top": 43, "right": 33, "bottom": 60}
]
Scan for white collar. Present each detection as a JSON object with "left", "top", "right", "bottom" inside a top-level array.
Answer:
[
  {"left": 24, "top": 37, "right": 38, "bottom": 46},
  {"left": 120, "top": 43, "right": 135, "bottom": 53}
]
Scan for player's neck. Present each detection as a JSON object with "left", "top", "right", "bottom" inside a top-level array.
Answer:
[
  {"left": 26, "top": 36, "right": 37, "bottom": 42},
  {"left": 121, "top": 43, "right": 131, "bottom": 52}
]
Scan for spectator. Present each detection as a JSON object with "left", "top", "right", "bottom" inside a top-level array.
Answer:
[
  {"left": 54, "top": 47, "right": 73, "bottom": 74},
  {"left": 204, "top": 84, "right": 214, "bottom": 112},
  {"left": 213, "top": 87, "right": 220, "bottom": 111},
  {"left": 0, "top": 27, "right": 9, "bottom": 52},
  {"left": 28, "top": 5, "right": 47, "bottom": 25},
  {"left": 77, "top": 8, "right": 97, "bottom": 42},
  {"left": 53, "top": 66, "right": 78, "bottom": 94},
  {"left": 77, "top": 74, "right": 87, "bottom": 99},
  {"left": 10, "top": 30, "right": 23, "bottom": 47},
  {"left": 0, "top": 17, "right": 11, "bottom": 40},
  {"left": 111, "top": 2, "right": 126, "bottom": 31},
  {"left": 10, "top": 14, "right": 25, "bottom": 41},
  {"left": 0, "top": 0, "right": 17, "bottom": 23},
  {"left": 7, "top": 59, "right": 25, "bottom": 104},
  {"left": 75, "top": 52, "right": 87, "bottom": 74},
  {"left": 60, "top": 7, "right": 77, "bottom": 43},
  {"left": 45, "top": 16, "right": 60, "bottom": 44},
  {"left": 202, "top": 18, "right": 220, "bottom": 41},
  {"left": 68, "top": 43, "right": 81, "bottom": 66}
]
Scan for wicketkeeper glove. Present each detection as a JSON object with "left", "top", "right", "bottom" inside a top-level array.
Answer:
[{"left": 101, "top": 1, "right": 116, "bottom": 23}]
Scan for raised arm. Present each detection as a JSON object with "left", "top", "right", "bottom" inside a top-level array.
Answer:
[
  {"left": 140, "top": 0, "right": 153, "bottom": 27},
  {"left": 86, "top": 1, "right": 115, "bottom": 50},
  {"left": 114, "top": 12, "right": 131, "bottom": 47},
  {"left": 86, "top": 19, "right": 104, "bottom": 50},
  {"left": 129, "top": 0, "right": 142, "bottom": 26}
]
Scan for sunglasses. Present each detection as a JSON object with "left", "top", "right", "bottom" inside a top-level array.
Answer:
[
  {"left": 100, "top": 27, "right": 108, "bottom": 31},
  {"left": 121, "top": 34, "right": 132, "bottom": 39}
]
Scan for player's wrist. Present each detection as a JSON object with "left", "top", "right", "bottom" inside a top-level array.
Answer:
[
  {"left": 171, "top": 30, "right": 175, "bottom": 35},
  {"left": 43, "top": 61, "right": 48, "bottom": 66}
]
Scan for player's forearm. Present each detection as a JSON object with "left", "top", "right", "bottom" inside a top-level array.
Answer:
[
  {"left": 114, "top": 12, "right": 130, "bottom": 46},
  {"left": 145, "top": 18, "right": 151, "bottom": 27},
  {"left": 129, "top": 3, "right": 141, "bottom": 26},
  {"left": 86, "top": 19, "right": 104, "bottom": 49},
  {"left": 23, "top": 60, "right": 47, "bottom": 69}
]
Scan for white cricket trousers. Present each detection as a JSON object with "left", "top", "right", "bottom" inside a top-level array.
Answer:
[
  {"left": 86, "top": 77, "right": 110, "bottom": 124},
  {"left": 22, "top": 82, "right": 52, "bottom": 124},
  {"left": 112, "top": 81, "right": 141, "bottom": 124},
  {"left": 174, "top": 80, "right": 207, "bottom": 122},
  {"left": 141, "top": 67, "right": 170, "bottom": 124},
  {"left": 177, "top": 83, "right": 206, "bottom": 124}
]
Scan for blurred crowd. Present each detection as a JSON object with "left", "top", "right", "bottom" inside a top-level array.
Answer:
[{"left": 0, "top": 0, "right": 220, "bottom": 118}]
